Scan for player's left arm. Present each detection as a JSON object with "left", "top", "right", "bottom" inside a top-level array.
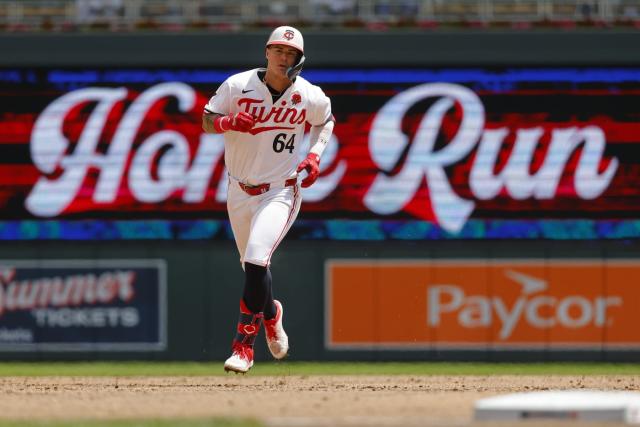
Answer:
[
  {"left": 308, "top": 115, "right": 335, "bottom": 159},
  {"left": 298, "top": 90, "right": 335, "bottom": 187}
]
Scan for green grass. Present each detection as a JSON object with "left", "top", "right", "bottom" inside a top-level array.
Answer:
[
  {"left": 0, "top": 419, "right": 260, "bottom": 427},
  {"left": 0, "top": 361, "right": 639, "bottom": 376}
]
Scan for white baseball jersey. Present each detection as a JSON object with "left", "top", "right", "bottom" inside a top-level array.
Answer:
[{"left": 204, "top": 68, "right": 332, "bottom": 186}]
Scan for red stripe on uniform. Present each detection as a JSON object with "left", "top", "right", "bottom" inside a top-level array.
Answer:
[{"left": 266, "top": 185, "right": 299, "bottom": 265}]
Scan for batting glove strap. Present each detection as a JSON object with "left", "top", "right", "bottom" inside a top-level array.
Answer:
[
  {"left": 213, "top": 115, "right": 231, "bottom": 133},
  {"left": 214, "top": 112, "right": 255, "bottom": 133}
]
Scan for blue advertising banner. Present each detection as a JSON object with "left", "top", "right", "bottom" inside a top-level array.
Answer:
[{"left": 0, "top": 260, "right": 166, "bottom": 351}]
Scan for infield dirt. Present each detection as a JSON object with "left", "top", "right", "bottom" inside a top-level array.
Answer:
[{"left": 0, "top": 375, "right": 637, "bottom": 426}]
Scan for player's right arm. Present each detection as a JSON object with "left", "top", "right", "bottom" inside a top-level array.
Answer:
[
  {"left": 202, "top": 112, "right": 222, "bottom": 133},
  {"left": 202, "top": 111, "right": 255, "bottom": 134}
]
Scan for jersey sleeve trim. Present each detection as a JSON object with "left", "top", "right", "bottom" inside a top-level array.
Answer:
[{"left": 203, "top": 107, "right": 224, "bottom": 115}]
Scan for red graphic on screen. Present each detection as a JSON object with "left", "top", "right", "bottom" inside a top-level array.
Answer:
[{"left": 0, "top": 71, "right": 638, "bottom": 235}]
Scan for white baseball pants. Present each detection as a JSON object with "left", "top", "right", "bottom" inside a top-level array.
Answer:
[{"left": 227, "top": 180, "right": 301, "bottom": 267}]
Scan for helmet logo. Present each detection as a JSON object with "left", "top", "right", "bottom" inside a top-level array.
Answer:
[{"left": 283, "top": 29, "right": 294, "bottom": 40}]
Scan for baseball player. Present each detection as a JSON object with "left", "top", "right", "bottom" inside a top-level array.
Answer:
[{"left": 202, "top": 26, "right": 334, "bottom": 373}]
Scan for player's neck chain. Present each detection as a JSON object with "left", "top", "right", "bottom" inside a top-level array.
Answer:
[
  {"left": 261, "top": 70, "right": 293, "bottom": 91},
  {"left": 265, "top": 82, "right": 283, "bottom": 96},
  {"left": 262, "top": 77, "right": 290, "bottom": 103},
  {"left": 263, "top": 77, "right": 286, "bottom": 95}
]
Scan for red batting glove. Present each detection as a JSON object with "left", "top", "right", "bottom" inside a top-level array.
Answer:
[
  {"left": 296, "top": 153, "right": 320, "bottom": 188},
  {"left": 214, "top": 112, "right": 255, "bottom": 133}
]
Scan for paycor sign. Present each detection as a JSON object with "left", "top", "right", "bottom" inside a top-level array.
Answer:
[
  {"left": 326, "top": 260, "right": 640, "bottom": 350},
  {"left": 427, "top": 270, "right": 621, "bottom": 341}
]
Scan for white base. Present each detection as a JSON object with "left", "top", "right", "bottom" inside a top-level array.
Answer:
[{"left": 475, "top": 390, "right": 640, "bottom": 424}]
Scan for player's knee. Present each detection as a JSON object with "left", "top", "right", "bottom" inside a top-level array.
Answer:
[{"left": 244, "top": 243, "right": 271, "bottom": 267}]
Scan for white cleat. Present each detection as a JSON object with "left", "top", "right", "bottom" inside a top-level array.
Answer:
[
  {"left": 264, "top": 300, "right": 289, "bottom": 359},
  {"left": 223, "top": 342, "right": 254, "bottom": 374}
]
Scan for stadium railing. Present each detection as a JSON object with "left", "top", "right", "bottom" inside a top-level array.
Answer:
[{"left": 0, "top": 0, "right": 638, "bottom": 32}]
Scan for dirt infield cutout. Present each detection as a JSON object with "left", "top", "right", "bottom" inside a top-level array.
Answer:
[{"left": 0, "top": 375, "right": 637, "bottom": 425}]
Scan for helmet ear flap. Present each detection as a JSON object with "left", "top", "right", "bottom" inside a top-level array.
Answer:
[{"left": 287, "top": 55, "right": 305, "bottom": 80}]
